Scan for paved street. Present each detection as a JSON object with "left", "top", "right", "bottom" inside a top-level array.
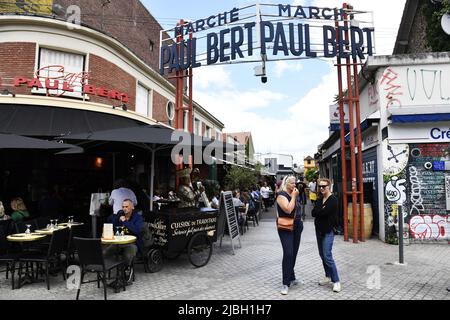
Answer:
[{"left": 1, "top": 205, "right": 449, "bottom": 301}]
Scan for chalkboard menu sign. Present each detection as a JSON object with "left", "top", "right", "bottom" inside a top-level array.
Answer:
[{"left": 219, "top": 191, "right": 241, "bottom": 254}]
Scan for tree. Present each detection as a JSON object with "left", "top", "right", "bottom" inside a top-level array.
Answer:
[
  {"left": 305, "top": 169, "right": 319, "bottom": 182},
  {"left": 224, "top": 164, "right": 260, "bottom": 191}
]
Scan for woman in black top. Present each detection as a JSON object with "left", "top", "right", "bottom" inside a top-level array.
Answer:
[
  {"left": 276, "top": 176, "right": 304, "bottom": 295},
  {"left": 311, "top": 178, "right": 341, "bottom": 293}
]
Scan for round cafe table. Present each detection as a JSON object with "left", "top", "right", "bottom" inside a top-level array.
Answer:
[
  {"left": 101, "top": 235, "right": 136, "bottom": 245},
  {"left": 7, "top": 233, "right": 47, "bottom": 242},
  {"left": 59, "top": 222, "right": 84, "bottom": 228},
  {"left": 34, "top": 225, "right": 68, "bottom": 235}
]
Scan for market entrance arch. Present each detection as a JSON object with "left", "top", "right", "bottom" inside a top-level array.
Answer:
[{"left": 159, "top": 3, "right": 377, "bottom": 243}]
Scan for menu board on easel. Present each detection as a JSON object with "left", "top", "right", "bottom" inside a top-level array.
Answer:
[{"left": 219, "top": 191, "right": 241, "bottom": 254}]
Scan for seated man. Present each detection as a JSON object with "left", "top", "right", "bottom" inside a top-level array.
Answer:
[{"left": 104, "top": 199, "right": 143, "bottom": 283}]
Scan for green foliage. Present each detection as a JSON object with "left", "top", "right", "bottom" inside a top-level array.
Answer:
[
  {"left": 224, "top": 165, "right": 259, "bottom": 191},
  {"left": 203, "top": 180, "right": 221, "bottom": 199},
  {"left": 386, "top": 234, "right": 399, "bottom": 245},
  {"left": 424, "top": 0, "right": 450, "bottom": 51},
  {"left": 305, "top": 169, "right": 319, "bottom": 182}
]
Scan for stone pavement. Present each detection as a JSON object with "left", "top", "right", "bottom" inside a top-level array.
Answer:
[{"left": 0, "top": 206, "right": 449, "bottom": 300}]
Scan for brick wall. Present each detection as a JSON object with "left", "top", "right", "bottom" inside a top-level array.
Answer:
[
  {"left": 152, "top": 90, "right": 170, "bottom": 125},
  {"left": 0, "top": 42, "right": 36, "bottom": 95},
  {"left": 88, "top": 54, "right": 136, "bottom": 110},
  {"left": 55, "top": 0, "right": 174, "bottom": 85}
]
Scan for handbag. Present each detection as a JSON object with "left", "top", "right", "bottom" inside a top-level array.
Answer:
[{"left": 277, "top": 216, "right": 294, "bottom": 231}]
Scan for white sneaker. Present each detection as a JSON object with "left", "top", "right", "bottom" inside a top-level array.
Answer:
[
  {"left": 290, "top": 279, "right": 299, "bottom": 286},
  {"left": 280, "top": 285, "right": 289, "bottom": 295},
  {"left": 318, "top": 277, "right": 331, "bottom": 286},
  {"left": 332, "top": 282, "right": 342, "bottom": 293}
]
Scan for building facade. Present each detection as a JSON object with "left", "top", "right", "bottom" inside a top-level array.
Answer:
[{"left": 0, "top": 1, "right": 225, "bottom": 217}]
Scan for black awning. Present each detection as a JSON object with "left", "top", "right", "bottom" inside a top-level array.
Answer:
[
  {"left": 0, "top": 133, "right": 83, "bottom": 152},
  {"left": 0, "top": 104, "right": 145, "bottom": 137},
  {"left": 62, "top": 125, "right": 243, "bottom": 151}
]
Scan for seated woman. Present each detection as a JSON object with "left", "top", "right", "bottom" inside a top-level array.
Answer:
[
  {"left": 10, "top": 197, "right": 30, "bottom": 223},
  {"left": 0, "top": 201, "right": 11, "bottom": 220}
]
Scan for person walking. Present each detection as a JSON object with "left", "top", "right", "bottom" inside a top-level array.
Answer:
[
  {"left": 276, "top": 176, "right": 304, "bottom": 295},
  {"left": 109, "top": 179, "right": 137, "bottom": 215},
  {"left": 297, "top": 181, "right": 307, "bottom": 221},
  {"left": 308, "top": 179, "right": 317, "bottom": 205},
  {"left": 312, "top": 178, "right": 341, "bottom": 293},
  {"left": 260, "top": 182, "right": 271, "bottom": 212}
]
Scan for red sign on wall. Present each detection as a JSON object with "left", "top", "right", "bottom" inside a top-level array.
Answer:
[{"left": 12, "top": 65, "right": 129, "bottom": 103}]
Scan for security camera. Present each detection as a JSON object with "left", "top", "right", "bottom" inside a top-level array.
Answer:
[{"left": 261, "top": 76, "right": 268, "bottom": 84}]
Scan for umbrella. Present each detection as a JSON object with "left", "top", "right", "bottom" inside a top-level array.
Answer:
[
  {"left": 62, "top": 125, "right": 243, "bottom": 210},
  {"left": 0, "top": 133, "right": 83, "bottom": 152}
]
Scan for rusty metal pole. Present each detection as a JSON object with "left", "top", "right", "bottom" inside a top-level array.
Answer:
[
  {"left": 335, "top": 18, "right": 349, "bottom": 242},
  {"left": 348, "top": 4, "right": 366, "bottom": 242},
  {"left": 343, "top": 3, "right": 358, "bottom": 243},
  {"left": 175, "top": 19, "right": 185, "bottom": 188}
]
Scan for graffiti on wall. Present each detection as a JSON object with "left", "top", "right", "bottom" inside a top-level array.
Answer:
[
  {"left": 379, "top": 68, "right": 404, "bottom": 109},
  {"left": 379, "top": 65, "right": 450, "bottom": 111},
  {"left": 409, "top": 215, "right": 449, "bottom": 241},
  {"left": 384, "top": 141, "right": 450, "bottom": 244},
  {"left": 407, "top": 68, "right": 450, "bottom": 101}
]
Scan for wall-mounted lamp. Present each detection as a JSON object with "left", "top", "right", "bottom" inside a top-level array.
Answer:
[
  {"left": 94, "top": 157, "right": 104, "bottom": 168},
  {"left": 1, "top": 89, "right": 15, "bottom": 97}
]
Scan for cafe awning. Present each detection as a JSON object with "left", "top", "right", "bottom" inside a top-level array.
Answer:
[
  {"left": 62, "top": 125, "right": 243, "bottom": 211},
  {"left": 0, "top": 133, "right": 83, "bottom": 153}
]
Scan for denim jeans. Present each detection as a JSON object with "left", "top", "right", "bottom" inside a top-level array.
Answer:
[
  {"left": 316, "top": 231, "right": 340, "bottom": 283},
  {"left": 278, "top": 219, "right": 303, "bottom": 286}
]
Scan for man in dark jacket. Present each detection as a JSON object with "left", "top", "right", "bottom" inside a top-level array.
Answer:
[{"left": 104, "top": 199, "right": 143, "bottom": 282}]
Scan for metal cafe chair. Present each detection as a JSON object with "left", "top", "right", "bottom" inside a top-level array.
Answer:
[
  {"left": 73, "top": 237, "right": 127, "bottom": 300},
  {"left": 0, "top": 224, "right": 20, "bottom": 289},
  {"left": 18, "top": 227, "right": 69, "bottom": 290}
]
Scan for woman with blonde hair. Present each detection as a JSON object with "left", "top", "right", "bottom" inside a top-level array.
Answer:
[
  {"left": 312, "top": 178, "right": 341, "bottom": 293},
  {"left": 10, "top": 197, "right": 30, "bottom": 223},
  {"left": 276, "top": 175, "right": 304, "bottom": 295}
]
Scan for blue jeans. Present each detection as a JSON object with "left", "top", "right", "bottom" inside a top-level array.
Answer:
[
  {"left": 278, "top": 219, "right": 303, "bottom": 286},
  {"left": 316, "top": 231, "right": 340, "bottom": 283}
]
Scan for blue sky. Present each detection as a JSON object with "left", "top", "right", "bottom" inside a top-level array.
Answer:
[{"left": 143, "top": 0, "right": 406, "bottom": 164}]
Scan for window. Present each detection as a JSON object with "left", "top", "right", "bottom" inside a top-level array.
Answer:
[
  {"left": 216, "top": 131, "right": 221, "bottom": 141},
  {"left": 194, "top": 118, "right": 201, "bottom": 135},
  {"left": 136, "top": 83, "right": 150, "bottom": 117},
  {"left": 149, "top": 39, "right": 155, "bottom": 52},
  {"left": 36, "top": 48, "right": 85, "bottom": 98},
  {"left": 183, "top": 110, "right": 189, "bottom": 132},
  {"left": 205, "top": 125, "right": 211, "bottom": 139},
  {"left": 166, "top": 101, "right": 175, "bottom": 126}
]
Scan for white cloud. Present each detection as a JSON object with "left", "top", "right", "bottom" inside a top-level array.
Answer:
[
  {"left": 273, "top": 61, "right": 303, "bottom": 78},
  {"left": 192, "top": 0, "right": 406, "bottom": 163},
  {"left": 195, "top": 63, "right": 336, "bottom": 163},
  {"left": 194, "top": 65, "right": 233, "bottom": 90}
]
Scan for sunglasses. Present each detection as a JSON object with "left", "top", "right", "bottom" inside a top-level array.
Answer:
[{"left": 319, "top": 185, "right": 328, "bottom": 188}]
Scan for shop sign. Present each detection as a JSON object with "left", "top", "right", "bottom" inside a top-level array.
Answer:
[
  {"left": 160, "top": 4, "right": 375, "bottom": 74},
  {"left": 389, "top": 123, "right": 450, "bottom": 144},
  {"left": 10, "top": 65, "right": 129, "bottom": 103}
]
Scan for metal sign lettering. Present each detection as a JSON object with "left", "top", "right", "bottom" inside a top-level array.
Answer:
[{"left": 160, "top": 4, "right": 375, "bottom": 75}]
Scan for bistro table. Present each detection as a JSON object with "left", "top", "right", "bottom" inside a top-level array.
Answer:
[
  {"left": 101, "top": 235, "right": 137, "bottom": 291},
  {"left": 7, "top": 233, "right": 47, "bottom": 242},
  {"left": 59, "top": 222, "right": 84, "bottom": 227},
  {"left": 34, "top": 225, "right": 69, "bottom": 235},
  {"left": 7, "top": 233, "right": 47, "bottom": 288},
  {"left": 101, "top": 235, "right": 136, "bottom": 245}
]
